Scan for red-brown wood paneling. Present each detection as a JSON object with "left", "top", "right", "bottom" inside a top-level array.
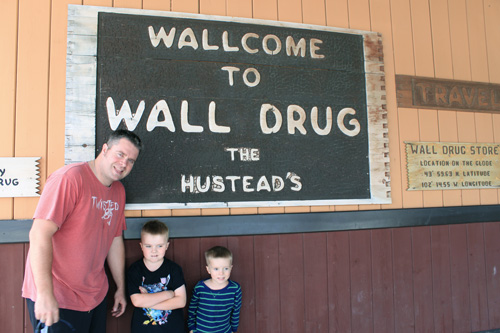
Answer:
[
  {"left": 431, "top": 225, "right": 453, "bottom": 331},
  {"left": 412, "top": 226, "right": 434, "bottom": 332},
  {"left": 327, "top": 230, "right": 351, "bottom": 332},
  {"left": 0, "top": 243, "right": 25, "bottom": 333},
  {"left": 371, "top": 228, "right": 394, "bottom": 333},
  {"left": 349, "top": 230, "right": 373, "bottom": 332},
  {"left": 303, "top": 233, "right": 328, "bottom": 332},
  {"left": 279, "top": 233, "right": 305, "bottom": 333},
  {"left": 23, "top": 243, "right": 33, "bottom": 332},
  {"left": 254, "top": 234, "right": 280, "bottom": 332},
  {"left": 467, "top": 223, "right": 489, "bottom": 331},
  {"left": 173, "top": 238, "right": 202, "bottom": 295},
  {"left": 228, "top": 236, "right": 256, "bottom": 333},
  {"left": 483, "top": 222, "right": 500, "bottom": 327},
  {"left": 449, "top": 224, "right": 472, "bottom": 332},
  {"left": 8, "top": 222, "right": 500, "bottom": 332},
  {"left": 392, "top": 227, "right": 415, "bottom": 332}
]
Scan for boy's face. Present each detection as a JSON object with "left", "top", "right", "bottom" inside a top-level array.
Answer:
[
  {"left": 140, "top": 233, "right": 169, "bottom": 264},
  {"left": 206, "top": 257, "right": 233, "bottom": 286}
]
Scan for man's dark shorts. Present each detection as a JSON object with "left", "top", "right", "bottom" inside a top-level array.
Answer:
[{"left": 26, "top": 298, "right": 107, "bottom": 333}]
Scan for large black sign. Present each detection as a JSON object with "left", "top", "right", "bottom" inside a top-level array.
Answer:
[{"left": 88, "top": 10, "right": 387, "bottom": 208}]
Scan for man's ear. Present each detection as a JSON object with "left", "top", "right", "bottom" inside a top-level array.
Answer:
[{"left": 206, "top": 266, "right": 210, "bottom": 274}]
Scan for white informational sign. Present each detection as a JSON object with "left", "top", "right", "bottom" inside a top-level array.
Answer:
[
  {"left": 406, "top": 142, "right": 500, "bottom": 190},
  {"left": 0, "top": 157, "right": 40, "bottom": 197}
]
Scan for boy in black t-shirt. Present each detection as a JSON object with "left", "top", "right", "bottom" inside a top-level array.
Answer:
[{"left": 127, "top": 220, "right": 187, "bottom": 332}]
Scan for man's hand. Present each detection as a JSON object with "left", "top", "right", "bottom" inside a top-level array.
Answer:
[
  {"left": 111, "top": 290, "right": 127, "bottom": 317},
  {"left": 35, "top": 293, "right": 59, "bottom": 326},
  {"left": 107, "top": 236, "right": 127, "bottom": 317}
]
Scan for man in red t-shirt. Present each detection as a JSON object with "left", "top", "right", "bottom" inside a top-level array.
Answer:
[{"left": 23, "top": 129, "right": 142, "bottom": 332}]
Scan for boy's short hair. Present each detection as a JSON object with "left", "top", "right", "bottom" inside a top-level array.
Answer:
[
  {"left": 205, "top": 246, "right": 233, "bottom": 265},
  {"left": 141, "top": 220, "right": 169, "bottom": 240}
]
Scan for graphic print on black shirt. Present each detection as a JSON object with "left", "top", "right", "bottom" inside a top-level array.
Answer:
[{"left": 141, "top": 275, "right": 171, "bottom": 325}]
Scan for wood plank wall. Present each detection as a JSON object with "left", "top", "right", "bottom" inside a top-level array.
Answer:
[
  {"left": 2, "top": 0, "right": 499, "bottom": 221},
  {"left": 1, "top": 0, "right": 500, "bottom": 332},
  {"left": 4, "top": 223, "right": 500, "bottom": 332}
]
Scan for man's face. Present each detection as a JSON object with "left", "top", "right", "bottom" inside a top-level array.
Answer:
[{"left": 100, "top": 138, "right": 139, "bottom": 185}]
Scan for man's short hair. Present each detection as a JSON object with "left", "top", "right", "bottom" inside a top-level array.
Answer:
[
  {"left": 107, "top": 129, "right": 143, "bottom": 153},
  {"left": 205, "top": 246, "right": 233, "bottom": 265},
  {"left": 141, "top": 220, "right": 169, "bottom": 240}
]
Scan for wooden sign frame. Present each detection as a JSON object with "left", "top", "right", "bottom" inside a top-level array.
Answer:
[{"left": 66, "top": 5, "right": 390, "bottom": 209}]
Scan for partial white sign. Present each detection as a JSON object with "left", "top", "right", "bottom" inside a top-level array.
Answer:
[{"left": 0, "top": 157, "right": 40, "bottom": 197}]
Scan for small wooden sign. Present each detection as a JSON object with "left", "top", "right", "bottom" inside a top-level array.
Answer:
[
  {"left": 396, "top": 75, "right": 500, "bottom": 113},
  {"left": 0, "top": 157, "right": 40, "bottom": 197},
  {"left": 406, "top": 142, "right": 500, "bottom": 190}
]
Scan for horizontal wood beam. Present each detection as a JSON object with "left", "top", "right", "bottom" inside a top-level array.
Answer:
[{"left": 2, "top": 205, "right": 500, "bottom": 244}]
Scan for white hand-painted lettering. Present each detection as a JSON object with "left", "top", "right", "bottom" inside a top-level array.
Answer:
[
  {"left": 260, "top": 104, "right": 360, "bottom": 137},
  {"left": 224, "top": 148, "right": 260, "bottom": 161},
  {"left": 221, "top": 66, "right": 261, "bottom": 87},
  {"left": 148, "top": 26, "right": 176, "bottom": 48},
  {"left": 148, "top": 26, "right": 324, "bottom": 59},
  {"left": 180, "top": 174, "right": 302, "bottom": 194},
  {"left": 107, "top": 98, "right": 232, "bottom": 134},
  {"left": 208, "top": 101, "right": 231, "bottom": 133},
  {"left": 337, "top": 108, "right": 361, "bottom": 137},
  {"left": 105, "top": 97, "right": 360, "bottom": 138},
  {"left": 92, "top": 196, "right": 120, "bottom": 226},
  {"left": 106, "top": 97, "right": 144, "bottom": 131}
]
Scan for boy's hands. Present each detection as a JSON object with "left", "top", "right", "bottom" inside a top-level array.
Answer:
[{"left": 138, "top": 286, "right": 175, "bottom": 299}]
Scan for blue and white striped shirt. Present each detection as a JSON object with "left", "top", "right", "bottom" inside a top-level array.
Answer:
[{"left": 188, "top": 280, "right": 242, "bottom": 333}]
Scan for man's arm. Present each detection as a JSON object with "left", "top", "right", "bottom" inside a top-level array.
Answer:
[
  {"left": 29, "top": 219, "right": 60, "bottom": 326},
  {"left": 131, "top": 284, "right": 187, "bottom": 311},
  {"left": 107, "top": 235, "right": 127, "bottom": 317}
]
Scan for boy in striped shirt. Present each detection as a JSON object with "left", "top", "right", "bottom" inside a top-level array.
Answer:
[{"left": 188, "top": 246, "right": 242, "bottom": 333}]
